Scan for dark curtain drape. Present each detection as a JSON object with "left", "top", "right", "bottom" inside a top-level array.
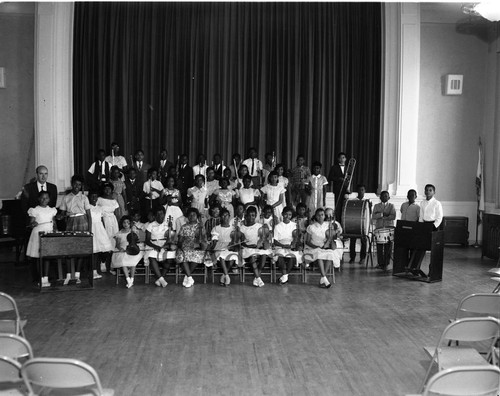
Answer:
[{"left": 73, "top": 2, "right": 381, "bottom": 190}]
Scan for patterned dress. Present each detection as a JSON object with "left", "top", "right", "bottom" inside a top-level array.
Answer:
[
  {"left": 176, "top": 222, "right": 208, "bottom": 265},
  {"left": 214, "top": 188, "right": 236, "bottom": 217},
  {"left": 111, "top": 178, "right": 127, "bottom": 220}
]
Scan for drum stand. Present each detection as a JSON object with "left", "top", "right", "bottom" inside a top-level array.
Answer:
[{"left": 366, "top": 221, "right": 375, "bottom": 269}]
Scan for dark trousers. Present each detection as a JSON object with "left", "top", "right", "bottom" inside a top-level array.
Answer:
[
  {"left": 376, "top": 242, "right": 392, "bottom": 268},
  {"left": 349, "top": 236, "right": 367, "bottom": 261},
  {"left": 291, "top": 187, "right": 309, "bottom": 208}
]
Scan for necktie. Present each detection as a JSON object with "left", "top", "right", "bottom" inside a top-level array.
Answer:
[
  {"left": 139, "top": 162, "right": 142, "bottom": 170},
  {"left": 41, "top": 185, "right": 45, "bottom": 192},
  {"left": 251, "top": 159, "right": 255, "bottom": 175}
]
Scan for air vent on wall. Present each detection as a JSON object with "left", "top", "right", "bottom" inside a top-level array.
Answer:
[{"left": 444, "top": 74, "right": 463, "bottom": 95}]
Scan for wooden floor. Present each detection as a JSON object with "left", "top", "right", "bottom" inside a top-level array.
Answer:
[{"left": 0, "top": 246, "right": 496, "bottom": 396}]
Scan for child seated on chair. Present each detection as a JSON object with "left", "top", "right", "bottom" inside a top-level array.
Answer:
[
  {"left": 273, "top": 206, "right": 302, "bottom": 285},
  {"left": 176, "top": 208, "right": 208, "bottom": 288},
  {"left": 145, "top": 206, "right": 176, "bottom": 288},
  {"left": 240, "top": 206, "right": 272, "bottom": 287},
  {"left": 111, "top": 216, "right": 144, "bottom": 288},
  {"left": 303, "top": 208, "right": 342, "bottom": 289},
  {"left": 211, "top": 208, "right": 239, "bottom": 286}
]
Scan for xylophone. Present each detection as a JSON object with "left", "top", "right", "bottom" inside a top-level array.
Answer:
[{"left": 39, "top": 232, "right": 94, "bottom": 291}]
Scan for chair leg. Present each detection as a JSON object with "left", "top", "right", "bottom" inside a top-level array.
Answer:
[
  {"left": 145, "top": 266, "right": 150, "bottom": 284},
  {"left": 420, "top": 355, "right": 437, "bottom": 393},
  {"left": 115, "top": 268, "right": 120, "bottom": 285}
]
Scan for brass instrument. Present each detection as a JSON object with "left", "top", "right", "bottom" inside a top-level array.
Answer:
[{"left": 335, "top": 157, "right": 356, "bottom": 210}]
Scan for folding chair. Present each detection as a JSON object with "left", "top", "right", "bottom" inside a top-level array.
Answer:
[
  {"left": 115, "top": 262, "right": 151, "bottom": 285},
  {"left": 21, "top": 357, "right": 115, "bottom": 396},
  {"left": 0, "top": 334, "right": 34, "bottom": 360},
  {"left": 421, "top": 365, "right": 500, "bottom": 396},
  {"left": 0, "top": 292, "right": 27, "bottom": 337},
  {"left": 303, "top": 261, "right": 335, "bottom": 285},
  {"left": 0, "top": 356, "right": 25, "bottom": 395},
  {"left": 452, "top": 293, "right": 500, "bottom": 320},
  {"left": 420, "top": 317, "right": 500, "bottom": 391},
  {"left": 241, "top": 256, "right": 274, "bottom": 284}
]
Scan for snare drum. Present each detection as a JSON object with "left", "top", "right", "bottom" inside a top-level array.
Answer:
[
  {"left": 342, "top": 199, "right": 371, "bottom": 237},
  {"left": 373, "top": 227, "right": 394, "bottom": 244}
]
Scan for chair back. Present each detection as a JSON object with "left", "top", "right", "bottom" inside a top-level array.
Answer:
[
  {"left": 0, "top": 292, "right": 22, "bottom": 335},
  {"left": 454, "top": 293, "right": 500, "bottom": 320},
  {"left": 0, "top": 334, "right": 33, "bottom": 360},
  {"left": 21, "top": 357, "right": 105, "bottom": 394},
  {"left": 423, "top": 365, "right": 500, "bottom": 396},
  {"left": 0, "top": 355, "right": 22, "bottom": 383},
  {"left": 441, "top": 317, "right": 500, "bottom": 344}
]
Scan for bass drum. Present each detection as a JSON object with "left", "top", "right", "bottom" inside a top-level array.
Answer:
[{"left": 342, "top": 199, "right": 371, "bottom": 237}]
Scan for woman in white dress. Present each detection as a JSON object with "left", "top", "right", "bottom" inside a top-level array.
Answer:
[
  {"left": 26, "top": 191, "right": 57, "bottom": 287},
  {"left": 303, "top": 208, "right": 343, "bottom": 288},
  {"left": 97, "top": 183, "right": 120, "bottom": 249}
]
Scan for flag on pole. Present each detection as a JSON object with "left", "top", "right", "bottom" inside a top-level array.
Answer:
[{"left": 476, "top": 138, "right": 485, "bottom": 224}]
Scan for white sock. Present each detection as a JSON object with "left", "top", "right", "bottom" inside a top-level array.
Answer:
[{"left": 75, "top": 271, "right": 80, "bottom": 279}]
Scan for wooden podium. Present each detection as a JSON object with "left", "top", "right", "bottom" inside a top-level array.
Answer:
[
  {"left": 39, "top": 232, "right": 94, "bottom": 292},
  {"left": 393, "top": 221, "right": 444, "bottom": 283}
]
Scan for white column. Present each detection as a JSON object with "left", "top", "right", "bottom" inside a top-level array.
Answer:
[
  {"left": 381, "top": 3, "right": 420, "bottom": 197},
  {"left": 34, "top": 2, "right": 74, "bottom": 191}
]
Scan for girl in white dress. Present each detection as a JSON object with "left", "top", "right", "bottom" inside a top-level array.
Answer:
[
  {"left": 187, "top": 175, "right": 208, "bottom": 220},
  {"left": 236, "top": 175, "right": 261, "bottom": 218},
  {"left": 97, "top": 183, "right": 120, "bottom": 254},
  {"left": 26, "top": 191, "right": 57, "bottom": 287},
  {"left": 89, "top": 192, "right": 113, "bottom": 280},
  {"left": 240, "top": 206, "right": 272, "bottom": 287},
  {"left": 304, "top": 208, "right": 343, "bottom": 288},
  {"left": 261, "top": 171, "right": 286, "bottom": 222},
  {"left": 276, "top": 163, "right": 290, "bottom": 207},
  {"left": 210, "top": 208, "right": 239, "bottom": 286}
]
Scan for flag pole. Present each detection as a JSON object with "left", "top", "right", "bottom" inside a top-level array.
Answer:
[{"left": 474, "top": 136, "right": 483, "bottom": 248}]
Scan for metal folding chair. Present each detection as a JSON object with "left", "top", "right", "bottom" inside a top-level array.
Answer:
[
  {"left": 0, "top": 292, "right": 27, "bottom": 337},
  {"left": 21, "top": 357, "right": 115, "bottom": 396}
]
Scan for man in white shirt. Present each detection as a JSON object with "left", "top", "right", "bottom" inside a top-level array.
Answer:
[
  {"left": 410, "top": 184, "right": 443, "bottom": 274},
  {"left": 242, "top": 147, "right": 263, "bottom": 188}
]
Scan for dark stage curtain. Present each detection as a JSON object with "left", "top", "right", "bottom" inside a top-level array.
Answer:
[{"left": 73, "top": 2, "right": 381, "bottom": 190}]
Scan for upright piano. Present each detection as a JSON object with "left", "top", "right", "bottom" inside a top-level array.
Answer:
[{"left": 393, "top": 220, "right": 444, "bottom": 283}]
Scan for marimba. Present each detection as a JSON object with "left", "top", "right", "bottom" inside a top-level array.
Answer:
[{"left": 39, "top": 231, "right": 94, "bottom": 291}]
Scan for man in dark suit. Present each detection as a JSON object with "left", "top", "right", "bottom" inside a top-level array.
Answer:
[
  {"left": 327, "top": 152, "right": 349, "bottom": 222},
  {"left": 176, "top": 154, "right": 194, "bottom": 208},
  {"left": 21, "top": 165, "right": 58, "bottom": 283},
  {"left": 131, "top": 149, "right": 151, "bottom": 186},
  {"left": 157, "top": 149, "right": 174, "bottom": 186},
  {"left": 124, "top": 168, "right": 143, "bottom": 215}
]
